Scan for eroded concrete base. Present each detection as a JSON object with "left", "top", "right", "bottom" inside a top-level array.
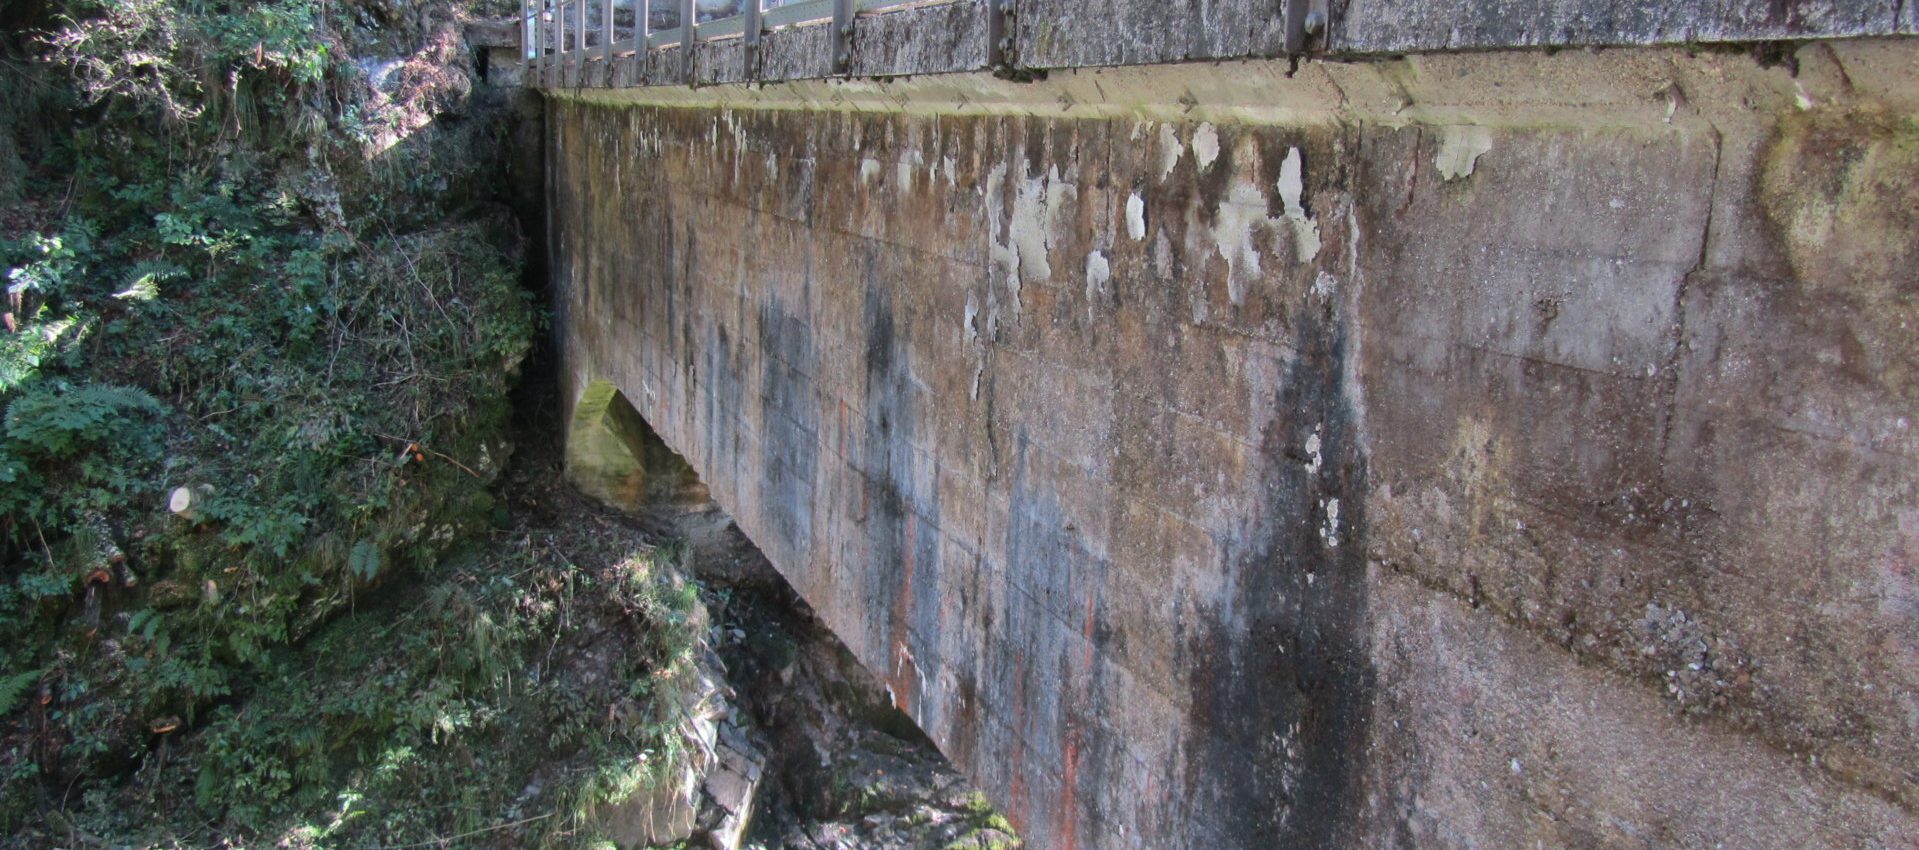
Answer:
[{"left": 551, "top": 39, "right": 1919, "bottom": 850}]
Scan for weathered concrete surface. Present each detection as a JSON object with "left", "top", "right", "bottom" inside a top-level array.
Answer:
[
  {"left": 1336, "top": 0, "right": 1909, "bottom": 53},
  {"left": 1014, "top": 0, "right": 1287, "bottom": 68},
  {"left": 548, "top": 41, "right": 1919, "bottom": 849}
]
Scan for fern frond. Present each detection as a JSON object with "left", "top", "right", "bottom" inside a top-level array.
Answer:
[
  {"left": 0, "top": 669, "right": 42, "bottom": 716},
  {"left": 114, "top": 259, "right": 184, "bottom": 302},
  {"left": 71, "top": 383, "right": 162, "bottom": 413},
  {"left": 4, "top": 382, "right": 164, "bottom": 455}
]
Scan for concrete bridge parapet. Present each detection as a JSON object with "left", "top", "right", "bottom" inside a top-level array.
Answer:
[{"left": 518, "top": 0, "right": 1919, "bottom": 89}]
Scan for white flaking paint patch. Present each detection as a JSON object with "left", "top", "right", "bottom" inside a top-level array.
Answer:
[
  {"left": 1010, "top": 175, "right": 1052, "bottom": 296},
  {"left": 1320, "top": 497, "right": 1341, "bottom": 548},
  {"left": 1435, "top": 126, "right": 1494, "bottom": 181},
  {"left": 1278, "top": 147, "right": 1322, "bottom": 262},
  {"left": 1126, "top": 193, "right": 1147, "bottom": 241},
  {"left": 1304, "top": 427, "right": 1323, "bottom": 474},
  {"left": 1311, "top": 271, "right": 1338, "bottom": 301},
  {"left": 860, "top": 157, "right": 883, "bottom": 184},
  {"left": 1193, "top": 122, "right": 1221, "bottom": 171},
  {"left": 1158, "top": 123, "right": 1184, "bottom": 180},
  {"left": 1211, "top": 180, "right": 1270, "bottom": 305},
  {"left": 1043, "top": 166, "right": 1078, "bottom": 259},
  {"left": 985, "top": 161, "right": 1021, "bottom": 310},
  {"left": 1208, "top": 147, "right": 1322, "bottom": 306},
  {"left": 963, "top": 293, "right": 980, "bottom": 343},
  {"left": 1277, "top": 147, "right": 1309, "bottom": 217},
  {"left": 943, "top": 155, "right": 958, "bottom": 187},
  {"left": 1084, "top": 250, "right": 1111, "bottom": 309},
  {"left": 897, "top": 149, "right": 922, "bottom": 193},
  {"left": 1008, "top": 165, "right": 1076, "bottom": 294}
]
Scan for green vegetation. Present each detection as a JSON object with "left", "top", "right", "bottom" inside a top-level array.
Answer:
[
  {"left": 34, "top": 524, "right": 708, "bottom": 847},
  {"left": 939, "top": 791, "right": 1018, "bottom": 849},
  {"left": 0, "top": 0, "right": 711, "bottom": 845}
]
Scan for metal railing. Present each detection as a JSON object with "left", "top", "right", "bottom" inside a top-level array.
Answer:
[{"left": 521, "top": 0, "right": 954, "bottom": 80}]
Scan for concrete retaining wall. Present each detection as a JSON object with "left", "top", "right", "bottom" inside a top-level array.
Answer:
[{"left": 548, "top": 41, "right": 1919, "bottom": 849}]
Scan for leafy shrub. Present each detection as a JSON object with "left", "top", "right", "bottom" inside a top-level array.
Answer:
[
  {"left": 0, "top": 0, "right": 539, "bottom": 838},
  {"left": 4, "top": 382, "right": 160, "bottom": 457}
]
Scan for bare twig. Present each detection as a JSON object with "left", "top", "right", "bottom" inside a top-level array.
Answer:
[
  {"left": 371, "top": 432, "right": 484, "bottom": 480},
  {"left": 355, "top": 812, "right": 553, "bottom": 850}
]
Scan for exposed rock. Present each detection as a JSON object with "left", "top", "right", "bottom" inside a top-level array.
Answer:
[
  {"left": 593, "top": 476, "right": 1020, "bottom": 850},
  {"left": 689, "top": 522, "right": 1020, "bottom": 850}
]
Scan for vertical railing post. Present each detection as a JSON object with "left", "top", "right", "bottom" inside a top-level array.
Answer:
[
  {"left": 601, "top": 0, "right": 613, "bottom": 61},
  {"left": 1284, "top": 0, "right": 1328, "bottom": 55},
  {"left": 575, "top": 0, "right": 587, "bottom": 55},
  {"left": 640, "top": 0, "right": 656, "bottom": 53},
  {"left": 554, "top": 0, "right": 565, "bottom": 66},
  {"left": 743, "top": 0, "right": 762, "bottom": 79},
  {"left": 984, "top": 0, "right": 1006, "bottom": 68},
  {"left": 831, "top": 0, "right": 853, "bottom": 74},
  {"left": 679, "top": 0, "right": 694, "bottom": 83}
]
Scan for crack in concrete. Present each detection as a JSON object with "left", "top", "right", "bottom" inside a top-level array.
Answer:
[{"left": 1655, "top": 120, "right": 1721, "bottom": 481}]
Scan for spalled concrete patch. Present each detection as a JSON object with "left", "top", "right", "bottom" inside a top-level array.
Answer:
[
  {"left": 548, "top": 40, "right": 1919, "bottom": 850},
  {"left": 1434, "top": 125, "right": 1493, "bottom": 180}
]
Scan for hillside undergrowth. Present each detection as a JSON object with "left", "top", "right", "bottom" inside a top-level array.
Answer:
[{"left": 0, "top": 0, "right": 714, "bottom": 844}]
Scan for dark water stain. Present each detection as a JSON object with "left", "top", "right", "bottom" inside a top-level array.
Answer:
[
  {"left": 856, "top": 247, "right": 943, "bottom": 683},
  {"left": 757, "top": 295, "right": 819, "bottom": 561},
  {"left": 1191, "top": 123, "right": 1239, "bottom": 232},
  {"left": 1021, "top": 116, "right": 1051, "bottom": 180},
  {"left": 702, "top": 317, "right": 743, "bottom": 488},
  {"left": 987, "top": 430, "right": 1115, "bottom": 850},
  {"left": 547, "top": 107, "right": 573, "bottom": 366},
  {"left": 1182, "top": 308, "right": 1375, "bottom": 849}
]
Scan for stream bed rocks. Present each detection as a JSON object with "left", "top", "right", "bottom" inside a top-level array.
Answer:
[{"left": 603, "top": 502, "right": 1019, "bottom": 850}]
